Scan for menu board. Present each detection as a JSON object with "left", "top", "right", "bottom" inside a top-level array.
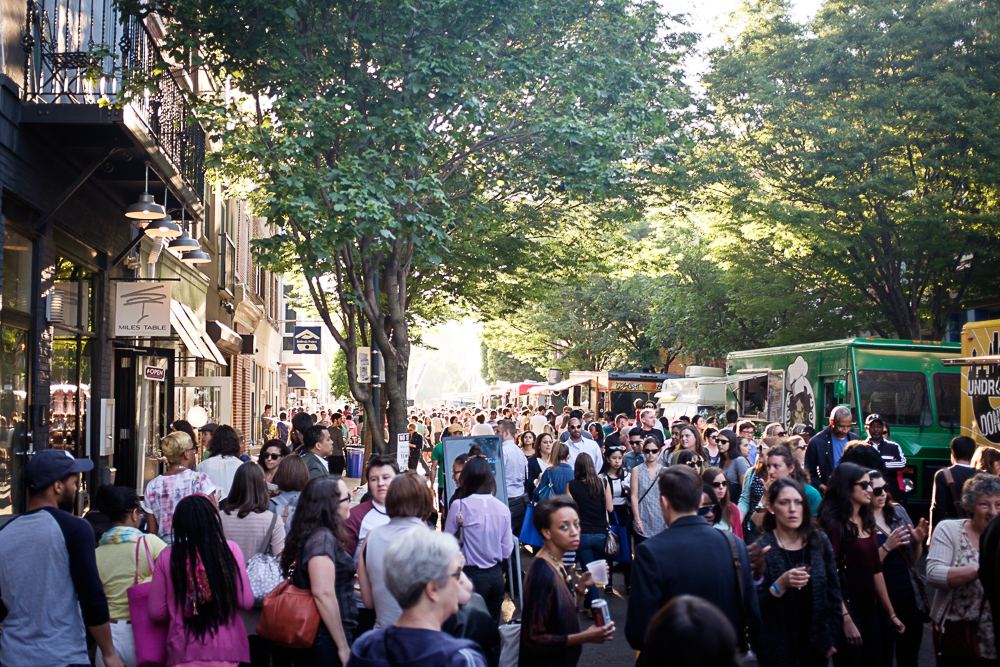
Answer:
[{"left": 767, "top": 370, "right": 785, "bottom": 424}]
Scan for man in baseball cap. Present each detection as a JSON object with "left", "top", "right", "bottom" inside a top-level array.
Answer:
[
  {"left": 865, "top": 413, "right": 907, "bottom": 505},
  {"left": 0, "top": 449, "right": 123, "bottom": 667}
]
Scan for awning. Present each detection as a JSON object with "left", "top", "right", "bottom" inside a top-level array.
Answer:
[
  {"left": 207, "top": 320, "right": 243, "bottom": 357},
  {"left": 528, "top": 377, "right": 591, "bottom": 394},
  {"left": 699, "top": 372, "right": 768, "bottom": 386},
  {"left": 943, "top": 356, "right": 1000, "bottom": 367},
  {"left": 170, "top": 302, "right": 227, "bottom": 365},
  {"left": 288, "top": 370, "right": 307, "bottom": 388}
]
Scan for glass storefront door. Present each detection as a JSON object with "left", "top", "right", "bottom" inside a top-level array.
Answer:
[
  {"left": 175, "top": 376, "right": 232, "bottom": 460},
  {"left": 114, "top": 348, "right": 174, "bottom": 495}
]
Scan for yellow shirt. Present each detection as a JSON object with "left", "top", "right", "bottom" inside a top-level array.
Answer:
[{"left": 96, "top": 534, "right": 167, "bottom": 621}]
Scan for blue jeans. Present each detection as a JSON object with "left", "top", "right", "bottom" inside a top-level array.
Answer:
[{"left": 576, "top": 532, "right": 607, "bottom": 607}]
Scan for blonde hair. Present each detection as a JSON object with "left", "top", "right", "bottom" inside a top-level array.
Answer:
[{"left": 161, "top": 431, "right": 195, "bottom": 464}]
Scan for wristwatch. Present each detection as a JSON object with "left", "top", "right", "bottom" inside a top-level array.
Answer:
[{"left": 754, "top": 502, "right": 766, "bottom": 514}]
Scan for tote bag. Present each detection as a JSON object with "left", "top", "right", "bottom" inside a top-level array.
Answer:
[
  {"left": 127, "top": 538, "right": 168, "bottom": 667},
  {"left": 518, "top": 505, "right": 544, "bottom": 548},
  {"left": 609, "top": 512, "right": 632, "bottom": 564}
]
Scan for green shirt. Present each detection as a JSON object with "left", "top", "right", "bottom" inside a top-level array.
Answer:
[{"left": 431, "top": 442, "right": 445, "bottom": 488}]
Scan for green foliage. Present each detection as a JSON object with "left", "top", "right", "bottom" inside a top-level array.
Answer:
[
  {"left": 328, "top": 349, "right": 351, "bottom": 401},
  {"left": 696, "top": 0, "right": 1000, "bottom": 339},
  {"left": 480, "top": 341, "right": 543, "bottom": 384},
  {"left": 111, "top": 0, "right": 697, "bottom": 444}
]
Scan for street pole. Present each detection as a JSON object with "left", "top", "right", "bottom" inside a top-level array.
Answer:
[{"left": 371, "top": 270, "right": 380, "bottom": 447}]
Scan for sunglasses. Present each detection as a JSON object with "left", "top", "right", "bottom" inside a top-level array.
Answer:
[
  {"left": 872, "top": 486, "right": 886, "bottom": 496},
  {"left": 644, "top": 448, "right": 659, "bottom": 454},
  {"left": 685, "top": 459, "right": 703, "bottom": 468},
  {"left": 265, "top": 453, "right": 282, "bottom": 460},
  {"left": 854, "top": 481, "right": 872, "bottom": 491},
  {"left": 697, "top": 506, "right": 715, "bottom": 516},
  {"left": 711, "top": 481, "right": 727, "bottom": 489},
  {"left": 717, "top": 438, "right": 730, "bottom": 445}
]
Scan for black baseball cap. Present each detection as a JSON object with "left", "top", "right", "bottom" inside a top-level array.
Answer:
[
  {"left": 200, "top": 423, "right": 219, "bottom": 433},
  {"left": 25, "top": 449, "right": 93, "bottom": 490},
  {"left": 865, "top": 414, "right": 885, "bottom": 426}
]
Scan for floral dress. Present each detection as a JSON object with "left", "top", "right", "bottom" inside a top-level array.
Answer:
[
  {"left": 944, "top": 523, "right": 995, "bottom": 659},
  {"left": 634, "top": 464, "right": 665, "bottom": 538}
]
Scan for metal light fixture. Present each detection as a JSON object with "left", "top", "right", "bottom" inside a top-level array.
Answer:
[
  {"left": 144, "top": 188, "right": 182, "bottom": 238},
  {"left": 125, "top": 162, "right": 166, "bottom": 220},
  {"left": 180, "top": 249, "right": 211, "bottom": 265},
  {"left": 144, "top": 213, "right": 182, "bottom": 239},
  {"left": 168, "top": 208, "right": 200, "bottom": 252}
]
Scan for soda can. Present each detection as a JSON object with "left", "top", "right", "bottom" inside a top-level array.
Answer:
[{"left": 591, "top": 599, "right": 610, "bottom": 627}]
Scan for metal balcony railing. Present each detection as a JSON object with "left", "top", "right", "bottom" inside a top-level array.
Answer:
[{"left": 22, "top": 0, "right": 205, "bottom": 198}]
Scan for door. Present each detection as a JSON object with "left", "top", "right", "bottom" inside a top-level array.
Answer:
[{"left": 114, "top": 348, "right": 174, "bottom": 495}]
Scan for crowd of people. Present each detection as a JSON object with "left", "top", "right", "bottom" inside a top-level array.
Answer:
[{"left": 3, "top": 399, "right": 1000, "bottom": 667}]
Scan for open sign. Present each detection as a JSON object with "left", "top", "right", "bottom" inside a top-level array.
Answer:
[{"left": 144, "top": 366, "right": 166, "bottom": 382}]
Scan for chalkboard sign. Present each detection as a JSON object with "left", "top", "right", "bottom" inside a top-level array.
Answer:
[{"left": 441, "top": 435, "right": 508, "bottom": 507}]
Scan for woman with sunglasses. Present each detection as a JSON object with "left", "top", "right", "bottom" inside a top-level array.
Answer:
[
  {"left": 755, "top": 478, "right": 841, "bottom": 667},
  {"left": 703, "top": 427, "right": 723, "bottom": 467},
  {"left": 701, "top": 467, "right": 743, "bottom": 539},
  {"left": 870, "top": 470, "right": 928, "bottom": 667},
  {"left": 719, "top": 429, "right": 750, "bottom": 500},
  {"left": 602, "top": 445, "right": 632, "bottom": 594},
  {"left": 663, "top": 425, "right": 708, "bottom": 468},
  {"left": 788, "top": 435, "right": 809, "bottom": 470},
  {"left": 257, "top": 439, "right": 289, "bottom": 487},
  {"left": 280, "top": 475, "right": 357, "bottom": 667},
  {"left": 818, "top": 463, "right": 905, "bottom": 666},
  {"left": 630, "top": 436, "right": 665, "bottom": 546}
]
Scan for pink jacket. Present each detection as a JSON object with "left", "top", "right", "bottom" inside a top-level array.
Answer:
[{"left": 148, "top": 540, "right": 254, "bottom": 665}]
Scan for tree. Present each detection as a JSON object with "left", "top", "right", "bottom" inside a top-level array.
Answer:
[
  {"left": 697, "top": 0, "right": 1000, "bottom": 339},
  {"left": 328, "top": 349, "right": 351, "bottom": 402},
  {"left": 115, "top": 0, "right": 696, "bottom": 451},
  {"left": 480, "top": 341, "right": 543, "bottom": 384}
]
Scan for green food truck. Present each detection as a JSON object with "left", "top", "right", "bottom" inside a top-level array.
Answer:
[{"left": 725, "top": 338, "right": 961, "bottom": 509}]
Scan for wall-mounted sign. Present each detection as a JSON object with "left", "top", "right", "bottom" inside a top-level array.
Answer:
[
  {"left": 115, "top": 282, "right": 171, "bottom": 337},
  {"left": 292, "top": 326, "right": 322, "bottom": 354},
  {"left": 144, "top": 366, "right": 166, "bottom": 382},
  {"left": 357, "top": 347, "right": 371, "bottom": 383}
]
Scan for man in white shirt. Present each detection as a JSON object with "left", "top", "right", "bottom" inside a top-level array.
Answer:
[
  {"left": 430, "top": 413, "right": 445, "bottom": 444},
  {"left": 565, "top": 417, "right": 602, "bottom": 472},
  {"left": 196, "top": 424, "right": 244, "bottom": 500},
  {"left": 470, "top": 413, "right": 495, "bottom": 436},
  {"left": 529, "top": 406, "right": 549, "bottom": 434}
]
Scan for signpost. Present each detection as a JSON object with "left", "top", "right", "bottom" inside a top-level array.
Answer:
[{"left": 115, "top": 282, "right": 171, "bottom": 337}]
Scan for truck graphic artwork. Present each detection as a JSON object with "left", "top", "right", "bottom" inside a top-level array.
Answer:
[
  {"left": 969, "top": 329, "right": 1000, "bottom": 444},
  {"left": 784, "top": 356, "right": 815, "bottom": 431}
]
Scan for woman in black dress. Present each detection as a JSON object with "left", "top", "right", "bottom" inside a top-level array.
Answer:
[
  {"left": 756, "top": 478, "right": 841, "bottom": 666},
  {"left": 818, "top": 463, "right": 905, "bottom": 667},
  {"left": 520, "top": 496, "right": 614, "bottom": 667}
]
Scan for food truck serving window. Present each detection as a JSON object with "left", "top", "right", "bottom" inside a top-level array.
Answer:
[
  {"left": 857, "top": 370, "right": 931, "bottom": 427},
  {"left": 933, "top": 373, "right": 960, "bottom": 429}
]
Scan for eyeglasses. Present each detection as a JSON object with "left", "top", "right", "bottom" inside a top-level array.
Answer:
[
  {"left": 630, "top": 440, "right": 643, "bottom": 445},
  {"left": 337, "top": 495, "right": 351, "bottom": 505},
  {"left": 773, "top": 431, "right": 786, "bottom": 437},
  {"left": 854, "top": 481, "right": 872, "bottom": 491},
  {"left": 707, "top": 434, "right": 717, "bottom": 440},
  {"left": 871, "top": 486, "right": 886, "bottom": 496},
  {"left": 711, "top": 481, "right": 728, "bottom": 489},
  {"left": 568, "top": 425, "right": 582, "bottom": 430},
  {"left": 265, "top": 453, "right": 282, "bottom": 460},
  {"left": 643, "top": 448, "right": 659, "bottom": 455},
  {"left": 697, "top": 506, "right": 715, "bottom": 516}
]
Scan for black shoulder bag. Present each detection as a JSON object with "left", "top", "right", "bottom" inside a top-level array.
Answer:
[{"left": 721, "top": 530, "right": 759, "bottom": 666}]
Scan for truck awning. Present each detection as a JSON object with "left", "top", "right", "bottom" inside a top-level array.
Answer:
[
  {"left": 699, "top": 372, "right": 768, "bottom": 386},
  {"left": 528, "top": 377, "right": 591, "bottom": 395},
  {"left": 942, "top": 356, "right": 1000, "bottom": 367}
]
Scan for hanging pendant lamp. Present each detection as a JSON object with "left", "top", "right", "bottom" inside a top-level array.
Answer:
[
  {"left": 168, "top": 208, "right": 200, "bottom": 252},
  {"left": 145, "top": 188, "right": 182, "bottom": 238},
  {"left": 180, "top": 249, "right": 211, "bottom": 264},
  {"left": 125, "top": 162, "right": 166, "bottom": 220}
]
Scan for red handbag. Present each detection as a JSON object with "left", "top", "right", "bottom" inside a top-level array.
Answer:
[
  {"left": 127, "top": 538, "right": 168, "bottom": 667},
  {"left": 256, "top": 574, "right": 320, "bottom": 649}
]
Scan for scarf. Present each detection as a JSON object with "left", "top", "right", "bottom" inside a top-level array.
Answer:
[
  {"left": 183, "top": 551, "right": 213, "bottom": 617},
  {"left": 99, "top": 526, "right": 144, "bottom": 545}
]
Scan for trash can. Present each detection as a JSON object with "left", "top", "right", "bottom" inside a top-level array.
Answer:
[{"left": 346, "top": 447, "right": 365, "bottom": 479}]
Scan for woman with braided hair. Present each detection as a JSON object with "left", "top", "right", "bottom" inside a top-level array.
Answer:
[{"left": 148, "top": 493, "right": 254, "bottom": 666}]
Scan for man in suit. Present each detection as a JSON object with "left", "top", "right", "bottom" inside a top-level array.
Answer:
[
  {"left": 301, "top": 424, "right": 333, "bottom": 479},
  {"left": 929, "top": 435, "right": 980, "bottom": 539},
  {"left": 625, "top": 465, "right": 761, "bottom": 651},
  {"left": 805, "top": 405, "right": 860, "bottom": 493}
]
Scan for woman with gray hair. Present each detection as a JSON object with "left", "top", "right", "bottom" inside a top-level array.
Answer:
[
  {"left": 926, "top": 473, "right": 1000, "bottom": 666},
  {"left": 349, "top": 531, "right": 488, "bottom": 667}
]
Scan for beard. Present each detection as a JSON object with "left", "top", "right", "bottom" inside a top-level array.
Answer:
[{"left": 57, "top": 486, "right": 76, "bottom": 511}]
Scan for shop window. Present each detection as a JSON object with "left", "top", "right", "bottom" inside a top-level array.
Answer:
[
  {"left": 0, "top": 325, "right": 28, "bottom": 516},
  {"left": 3, "top": 228, "right": 33, "bottom": 315},
  {"left": 857, "top": 370, "right": 932, "bottom": 427}
]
